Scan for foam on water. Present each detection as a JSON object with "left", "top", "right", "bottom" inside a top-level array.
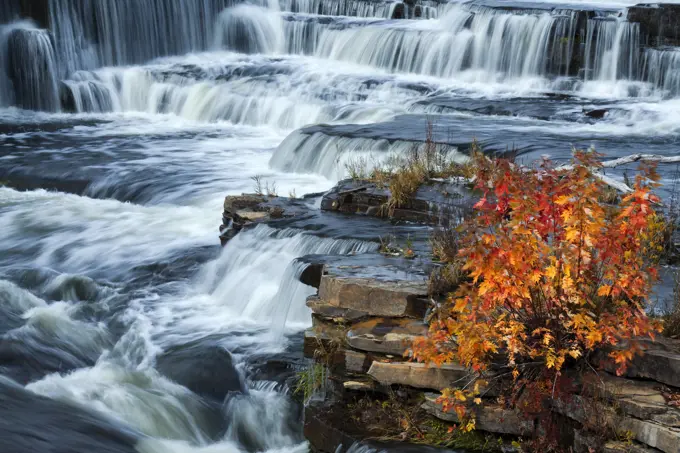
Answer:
[{"left": 2, "top": 0, "right": 680, "bottom": 451}]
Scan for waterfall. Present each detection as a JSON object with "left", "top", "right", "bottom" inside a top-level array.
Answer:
[
  {"left": 4, "top": 0, "right": 680, "bottom": 112},
  {"left": 584, "top": 17, "right": 640, "bottom": 81},
  {"left": 0, "top": 22, "right": 60, "bottom": 111},
  {"left": 269, "top": 129, "right": 462, "bottom": 179},
  {"left": 641, "top": 48, "right": 680, "bottom": 98},
  {"left": 61, "top": 64, "right": 334, "bottom": 128},
  {"left": 214, "top": 4, "right": 286, "bottom": 54},
  {"left": 313, "top": 5, "right": 579, "bottom": 81},
  {"left": 196, "top": 224, "right": 377, "bottom": 332},
  {"left": 48, "top": 0, "right": 239, "bottom": 72}
]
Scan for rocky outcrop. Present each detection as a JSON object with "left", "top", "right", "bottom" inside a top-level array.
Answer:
[
  {"left": 219, "top": 193, "right": 312, "bottom": 245},
  {"left": 300, "top": 243, "right": 680, "bottom": 453},
  {"left": 320, "top": 179, "right": 472, "bottom": 226}
]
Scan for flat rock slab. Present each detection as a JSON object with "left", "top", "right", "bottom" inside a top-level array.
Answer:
[
  {"left": 346, "top": 317, "right": 427, "bottom": 356},
  {"left": 368, "top": 361, "right": 468, "bottom": 390},
  {"left": 422, "top": 393, "right": 534, "bottom": 436},
  {"left": 318, "top": 262, "right": 429, "bottom": 318},
  {"left": 619, "top": 417, "right": 680, "bottom": 453},
  {"left": 592, "top": 339, "right": 680, "bottom": 389},
  {"left": 582, "top": 373, "right": 680, "bottom": 424},
  {"left": 307, "top": 296, "right": 369, "bottom": 323},
  {"left": 603, "top": 441, "right": 662, "bottom": 453}
]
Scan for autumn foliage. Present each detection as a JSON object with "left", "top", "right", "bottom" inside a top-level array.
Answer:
[{"left": 412, "top": 151, "right": 663, "bottom": 424}]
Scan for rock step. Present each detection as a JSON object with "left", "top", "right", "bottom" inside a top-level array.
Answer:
[
  {"left": 307, "top": 296, "right": 369, "bottom": 323},
  {"left": 319, "top": 274, "right": 429, "bottom": 318},
  {"left": 346, "top": 317, "right": 427, "bottom": 356},
  {"left": 367, "top": 361, "right": 468, "bottom": 390},
  {"left": 592, "top": 338, "right": 680, "bottom": 388},
  {"left": 422, "top": 393, "right": 534, "bottom": 436}
]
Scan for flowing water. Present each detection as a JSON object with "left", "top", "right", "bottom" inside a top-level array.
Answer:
[{"left": 1, "top": 0, "right": 680, "bottom": 451}]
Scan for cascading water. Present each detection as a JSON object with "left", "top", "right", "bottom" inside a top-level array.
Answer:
[
  {"left": 641, "top": 48, "right": 680, "bottom": 98},
  {"left": 0, "top": 22, "right": 60, "bottom": 111},
  {"left": 584, "top": 17, "right": 640, "bottom": 82},
  {"left": 214, "top": 5, "right": 286, "bottom": 54},
  {"left": 2, "top": 0, "right": 680, "bottom": 452},
  {"left": 312, "top": 5, "right": 579, "bottom": 81},
  {"left": 270, "top": 129, "right": 462, "bottom": 179}
]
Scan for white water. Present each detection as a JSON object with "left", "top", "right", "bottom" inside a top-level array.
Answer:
[{"left": 1, "top": 0, "right": 680, "bottom": 452}]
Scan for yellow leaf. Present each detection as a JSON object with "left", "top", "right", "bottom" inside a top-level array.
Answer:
[
  {"left": 545, "top": 265, "right": 557, "bottom": 279},
  {"left": 597, "top": 285, "right": 611, "bottom": 297},
  {"left": 568, "top": 349, "right": 582, "bottom": 359},
  {"left": 473, "top": 398, "right": 482, "bottom": 405},
  {"left": 555, "top": 195, "right": 572, "bottom": 206}
]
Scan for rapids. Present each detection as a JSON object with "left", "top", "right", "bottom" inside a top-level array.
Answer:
[{"left": 1, "top": 0, "right": 679, "bottom": 452}]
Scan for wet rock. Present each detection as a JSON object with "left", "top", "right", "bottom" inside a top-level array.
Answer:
[
  {"left": 422, "top": 393, "right": 534, "bottom": 436},
  {"left": 628, "top": 4, "right": 680, "bottom": 47},
  {"left": 319, "top": 274, "right": 429, "bottom": 318},
  {"left": 156, "top": 340, "right": 245, "bottom": 401},
  {"left": 583, "top": 108, "right": 608, "bottom": 119},
  {"left": 321, "top": 179, "right": 471, "bottom": 226},
  {"left": 220, "top": 194, "right": 312, "bottom": 245},
  {"left": 299, "top": 263, "right": 324, "bottom": 289},
  {"left": 304, "top": 402, "right": 360, "bottom": 453},
  {"left": 19, "top": 0, "right": 51, "bottom": 29},
  {"left": 346, "top": 318, "right": 427, "bottom": 356},
  {"left": 367, "top": 361, "right": 468, "bottom": 390},
  {"left": 391, "top": 3, "right": 406, "bottom": 19},
  {"left": 60, "top": 82, "right": 77, "bottom": 113}
]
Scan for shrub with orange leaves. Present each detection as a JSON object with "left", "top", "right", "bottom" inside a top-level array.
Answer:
[{"left": 412, "top": 150, "right": 663, "bottom": 422}]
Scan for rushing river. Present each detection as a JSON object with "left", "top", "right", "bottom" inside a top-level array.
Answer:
[{"left": 0, "top": 0, "right": 679, "bottom": 451}]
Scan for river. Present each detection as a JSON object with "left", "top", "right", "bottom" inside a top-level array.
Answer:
[{"left": 0, "top": 0, "right": 679, "bottom": 452}]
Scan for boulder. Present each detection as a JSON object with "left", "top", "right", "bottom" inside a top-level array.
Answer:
[
  {"left": 304, "top": 402, "right": 361, "bottom": 453},
  {"left": 156, "top": 341, "right": 245, "bottom": 401},
  {"left": 367, "top": 361, "right": 468, "bottom": 390},
  {"left": 318, "top": 275, "right": 429, "bottom": 318},
  {"left": 422, "top": 393, "right": 534, "bottom": 436},
  {"left": 346, "top": 317, "right": 427, "bottom": 356}
]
